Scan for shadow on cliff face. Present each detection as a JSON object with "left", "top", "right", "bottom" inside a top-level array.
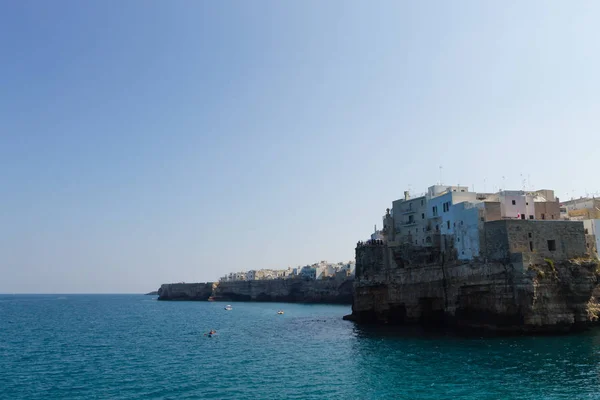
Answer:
[{"left": 221, "top": 293, "right": 252, "bottom": 302}]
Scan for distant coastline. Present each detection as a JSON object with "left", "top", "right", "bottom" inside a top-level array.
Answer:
[
  {"left": 145, "top": 291, "right": 159, "bottom": 296},
  {"left": 156, "top": 279, "right": 353, "bottom": 304}
]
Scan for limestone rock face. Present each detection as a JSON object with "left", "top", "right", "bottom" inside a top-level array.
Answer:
[
  {"left": 347, "top": 245, "right": 600, "bottom": 333},
  {"left": 213, "top": 279, "right": 353, "bottom": 304},
  {"left": 157, "top": 283, "right": 213, "bottom": 301},
  {"left": 157, "top": 279, "right": 353, "bottom": 304}
]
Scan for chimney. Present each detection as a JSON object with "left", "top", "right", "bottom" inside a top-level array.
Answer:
[{"left": 404, "top": 191, "right": 410, "bottom": 201}]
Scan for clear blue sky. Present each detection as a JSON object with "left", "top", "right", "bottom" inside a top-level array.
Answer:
[{"left": 1, "top": 1, "right": 599, "bottom": 293}]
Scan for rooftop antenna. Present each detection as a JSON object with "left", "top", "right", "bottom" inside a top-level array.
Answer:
[
  {"left": 502, "top": 176, "right": 506, "bottom": 191},
  {"left": 483, "top": 177, "right": 487, "bottom": 193},
  {"left": 439, "top": 165, "right": 443, "bottom": 185}
]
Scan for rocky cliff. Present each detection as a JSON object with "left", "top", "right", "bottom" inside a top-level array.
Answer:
[
  {"left": 345, "top": 244, "right": 600, "bottom": 333},
  {"left": 157, "top": 279, "right": 353, "bottom": 304},
  {"left": 213, "top": 278, "right": 353, "bottom": 304},
  {"left": 157, "top": 282, "right": 214, "bottom": 301}
]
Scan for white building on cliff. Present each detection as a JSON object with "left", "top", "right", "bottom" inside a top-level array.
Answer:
[{"left": 382, "top": 184, "right": 570, "bottom": 262}]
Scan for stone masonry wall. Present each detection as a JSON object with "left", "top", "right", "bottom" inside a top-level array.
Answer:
[{"left": 483, "top": 220, "right": 587, "bottom": 264}]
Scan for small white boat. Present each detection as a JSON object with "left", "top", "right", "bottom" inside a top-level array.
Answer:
[
  {"left": 224, "top": 305, "right": 232, "bottom": 311},
  {"left": 277, "top": 310, "right": 284, "bottom": 315}
]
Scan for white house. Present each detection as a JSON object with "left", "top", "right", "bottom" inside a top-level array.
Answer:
[
  {"left": 426, "top": 188, "right": 478, "bottom": 236},
  {"left": 498, "top": 190, "right": 536, "bottom": 220}
]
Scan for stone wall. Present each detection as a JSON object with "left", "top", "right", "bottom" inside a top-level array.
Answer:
[
  {"left": 482, "top": 221, "right": 511, "bottom": 261},
  {"left": 483, "top": 220, "right": 587, "bottom": 263},
  {"left": 483, "top": 202, "right": 502, "bottom": 221}
]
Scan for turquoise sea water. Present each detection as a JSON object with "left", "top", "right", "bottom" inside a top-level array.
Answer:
[{"left": 1, "top": 295, "right": 600, "bottom": 399}]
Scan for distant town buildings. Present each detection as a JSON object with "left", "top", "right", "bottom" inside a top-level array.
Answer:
[
  {"left": 219, "top": 260, "right": 355, "bottom": 282},
  {"left": 370, "top": 184, "right": 599, "bottom": 263}
]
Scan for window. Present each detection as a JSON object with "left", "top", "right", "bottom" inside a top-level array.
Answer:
[
  {"left": 585, "top": 228, "right": 589, "bottom": 234},
  {"left": 521, "top": 214, "right": 525, "bottom": 220},
  {"left": 457, "top": 237, "right": 460, "bottom": 242},
  {"left": 529, "top": 215, "right": 534, "bottom": 219},
  {"left": 528, "top": 232, "right": 532, "bottom": 238},
  {"left": 526, "top": 202, "right": 529, "bottom": 205},
  {"left": 512, "top": 200, "right": 516, "bottom": 205},
  {"left": 461, "top": 221, "right": 464, "bottom": 225},
  {"left": 480, "top": 217, "right": 485, "bottom": 222},
  {"left": 421, "top": 213, "right": 425, "bottom": 220},
  {"left": 433, "top": 206, "right": 438, "bottom": 216},
  {"left": 547, "top": 240, "right": 556, "bottom": 251},
  {"left": 442, "top": 202, "right": 451, "bottom": 212},
  {"left": 541, "top": 213, "right": 545, "bottom": 220},
  {"left": 447, "top": 221, "right": 450, "bottom": 229},
  {"left": 551, "top": 215, "right": 554, "bottom": 219},
  {"left": 421, "top": 199, "right": 424, "bottom": 206},
  {"left": 529, "top": 241, "right": 534, "bottom": 251},
  {"left": 436, "top": 224, "right": 439, "bottom": 231}
]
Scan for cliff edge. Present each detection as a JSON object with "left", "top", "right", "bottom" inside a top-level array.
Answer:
[
  {"left": 214, "top": 278, "right": 353, "bottom": 304},
  {"left": 157, "top": 279, "right": 353, "bottom": 304},
  {"left": 157, "top": 282, "right": 214, "bottom": 301},
  {"left": 345, "top": 220, "right": 600, "bottom": 334}
]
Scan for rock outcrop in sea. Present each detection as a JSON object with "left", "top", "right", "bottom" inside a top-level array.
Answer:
[
  {"left": 344, "top": 220, "right": 600, "bottom": 333},
  {"left": 157, "top": 283, "right": 214, "bottom": 301}
]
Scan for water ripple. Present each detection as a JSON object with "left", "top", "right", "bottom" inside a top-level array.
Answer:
[{"left": 1, "top": 296, "right": 600, "bottom": 399}]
